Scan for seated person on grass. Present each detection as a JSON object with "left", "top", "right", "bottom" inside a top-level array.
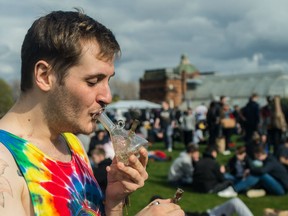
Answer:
[
  {"left": 192, "top": 146, "right": 235, "bottom": 196},
  {"left": 90, "top": 148, "right": 112, "bottom": 195},
  {"left": 224, "top": 145, "right": 251, "bottom": 183},
  {"left": 148, "top": 150, "right": 172, "bottom": 162},
  {"left": 229, "top": 145, "right": 288, "bottom": 197},
  {"left": 249, "top": 145, "right": 288, "bottom": 196},
  {"left": 167, "top": 144, "right": 199, "bottom": 186},
  {"left": 276, "top": 137, "right": 288, "bottom": 172}
]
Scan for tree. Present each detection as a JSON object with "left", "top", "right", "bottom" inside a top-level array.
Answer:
[
  {"left": 10, "top": 79, "right": 21, "bottom": 100},
  {"left": 0, "top": 79, "right": 14, "bottom": 118},
  {"left": 112, "top": 94, "right": 120, "bottom": 102}
]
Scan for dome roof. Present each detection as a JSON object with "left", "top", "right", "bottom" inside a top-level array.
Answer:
[{"left": 175, "top": 54, "right": 199, "bottom": 75}]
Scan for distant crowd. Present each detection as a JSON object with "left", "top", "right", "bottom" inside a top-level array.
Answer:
[{"left": 78, "top": 93, "right": 288, "bottom": 215}]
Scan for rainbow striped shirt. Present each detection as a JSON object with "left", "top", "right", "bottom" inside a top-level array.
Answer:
[{"left": 0, "top": 130, "right": 104, "bottom": 215}]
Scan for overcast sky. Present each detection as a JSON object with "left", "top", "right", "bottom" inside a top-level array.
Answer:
[{"left": 1, "top": 0, "right": 288, "bottom": 84}]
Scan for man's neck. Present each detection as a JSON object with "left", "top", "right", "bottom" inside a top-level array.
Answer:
[{"left": 0, "top": 93, "right": 59, "bottom": 143}]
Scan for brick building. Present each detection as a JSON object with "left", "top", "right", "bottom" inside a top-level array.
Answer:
[{"left": 139, "top": 54, "right": 199, "bottom": 107}]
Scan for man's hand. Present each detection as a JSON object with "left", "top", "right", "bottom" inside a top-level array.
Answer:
[
  {"left": 136, "top": 199, "right": 185, "bottom": 216},
  {"left": 105, "top": 147, "right": 148, "bottom": 213}
]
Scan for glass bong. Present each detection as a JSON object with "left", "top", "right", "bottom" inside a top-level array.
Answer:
[{"left": 97, "top": 111, "right": 148, "bottom": 165}]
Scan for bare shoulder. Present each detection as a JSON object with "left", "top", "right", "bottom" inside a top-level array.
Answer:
[{"left": 0, "top": 143, "right": 31, "bottom": 215}]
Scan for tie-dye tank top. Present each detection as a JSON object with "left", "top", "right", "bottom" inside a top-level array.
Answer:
[{"left": 0, "top": 130, "right": 104, "bottom": 216}]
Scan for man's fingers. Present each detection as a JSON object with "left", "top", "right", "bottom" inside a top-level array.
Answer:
[
  {"left": 127, "top": 154, "right": 148, "bottom": 181},
  {"left": 138, "top": 146, "right": 149, "bottom": 168}
]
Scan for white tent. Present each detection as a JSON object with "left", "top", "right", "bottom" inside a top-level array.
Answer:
[{"left": 107, "top": 100, "right": 161, "bottom": 110}]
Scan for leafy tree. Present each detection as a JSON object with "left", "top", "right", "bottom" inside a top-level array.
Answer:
[
  {"left": 0, "top": 79, "right": 14, "bottom": 118},
  {"left": 112, "top": 94, "right": 120, "bottom": 102}
]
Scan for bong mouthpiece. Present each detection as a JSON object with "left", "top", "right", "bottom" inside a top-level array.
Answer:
[{"left": 96, "top": 111, "right": 116, "bottom": 133}]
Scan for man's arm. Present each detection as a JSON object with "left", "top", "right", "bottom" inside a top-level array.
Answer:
[
  {"left": 214, "top": 162, "right": 225, "bottom": 182},
  {"left": 0, "top": 144, "right": 30, "bottom": 215},
  {"left": 251, "top": 157, "right": 274, "bottom": 175}
]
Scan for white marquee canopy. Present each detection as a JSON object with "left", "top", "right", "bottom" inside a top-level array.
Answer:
[{"left": 107, "top": 100, "right": 161, "bottom": 110}]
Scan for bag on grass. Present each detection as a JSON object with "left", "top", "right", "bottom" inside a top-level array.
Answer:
[{"left": 220, "top": 118, "right": 236, "bottom": 128}]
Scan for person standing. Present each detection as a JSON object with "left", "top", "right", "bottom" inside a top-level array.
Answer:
[
  {"left": 155, "top": 101, "right": 175, "bottom": 152},
  {"left": 0, "top": 10, "right": 183, "bottom": 216},
  {"left": 269, "top": 95, "right": 287, "bottom": 155},
  {"left": 181, "top": 108, "right": 196, "bottom": 147},
  {"left": 242, "top": 93, "right": 260, "bottom": 143},
  {"left": 220, "top": 103, "right": 235, "bottom": 154},
  {"left": 206, "top": 101, "right": 219, "bottom": 147}
]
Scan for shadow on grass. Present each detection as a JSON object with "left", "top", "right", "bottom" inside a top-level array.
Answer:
[{"left": 147, "top": 176, "right": 196, "bottom": 194}]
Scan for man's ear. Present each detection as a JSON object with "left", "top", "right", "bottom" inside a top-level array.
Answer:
[{"left": 34, "top": 60, "right": 55, "bottom": 91}]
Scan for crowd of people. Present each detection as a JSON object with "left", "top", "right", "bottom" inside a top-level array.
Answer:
[
  {"left": 86, "top": 94, "right": 288, "bottom": 190},
  {"left": 83, "top": 93, "right": 288, "bottom": 215}
]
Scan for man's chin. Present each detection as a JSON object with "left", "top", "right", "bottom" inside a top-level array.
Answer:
[{"left": 81, "top": 123, "right": 97, "bottom": 135}]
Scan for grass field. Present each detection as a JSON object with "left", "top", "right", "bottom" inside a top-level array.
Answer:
[{"left": 126, "top": 137, "right": 288, "bottom": 215}]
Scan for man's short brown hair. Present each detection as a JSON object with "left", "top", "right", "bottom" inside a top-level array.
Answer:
[
  {"left": 186, "top": 143, "right": 199, "bottom": 153},
  {"left": 236, "top": 146, "right": 246, "bottom": 155},
  {"left": 21, "top": 9, "right": 120, "bottom": 92}
]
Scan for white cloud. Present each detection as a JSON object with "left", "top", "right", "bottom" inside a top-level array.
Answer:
[
  {"left": 0, "top": 64, "right": 14, "bottom": 74},
  {"left": 1, "top": 0, "right": 288, "bottom": 84}
]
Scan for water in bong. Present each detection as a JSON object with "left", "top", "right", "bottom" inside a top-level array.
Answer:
[
  {"left": 111, "top": 134, "right": 137, "bottom": 165},
  {"left": 97, "top": 111, "right": 148, "bottom": 165}
]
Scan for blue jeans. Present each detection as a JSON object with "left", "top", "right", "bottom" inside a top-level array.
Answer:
[
  {"left": 224, "top": 173, "right": 254, "bottom": 192},
  {"left": 224, "top": 173, "right": 237, "bottom": 182},
  {"left": 164, "top": 125, "right": 173, "bottom": 150},
  {"left": 233, "top": 174, "right": 285, "bottom": 195},
  {"left": 259, "top": 174, "right": 286, "bottom": 195},
  {"left": 233, "top": 175, "right": 259, "bottom": 193}
]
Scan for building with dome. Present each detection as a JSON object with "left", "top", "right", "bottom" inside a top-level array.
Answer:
[
  {"left": 139, "top": 54, "right": 288, "bottom": 109},
  {"left": 139, "top": 54, "right": 199, "bottom": 107}
]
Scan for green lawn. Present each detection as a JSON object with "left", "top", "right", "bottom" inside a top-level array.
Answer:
[{"left": 126, "top": 138, "right": 288, "bottom": 215}]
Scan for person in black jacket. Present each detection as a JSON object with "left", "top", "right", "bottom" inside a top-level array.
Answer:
[
  {"left": 192, "top": 146, "right": 233, "bottom": 194},
  {"left": 91, "top": 148, "right": 112, "bottom": 195},
  {"left": 242, "top": 93, "right": 260, "bottom": 143},
  {"left": 225, "top": 146, "right": 251, "bottom": 182},
  {"left": 222, "top": 146, "right": 261, "bottom": 195},
  {"left": 232, "top": 145, "right": 288, "bottom": 196},
  {"left": 250, "top": 146, "right": 288, "bottom": 195},
  {"left": 88, "top": 129, "right": 110, "bottom": 156}
]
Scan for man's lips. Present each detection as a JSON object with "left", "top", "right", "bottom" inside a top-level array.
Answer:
[{"left": 91, "top": 107, "right": 106, "bottom": 121}]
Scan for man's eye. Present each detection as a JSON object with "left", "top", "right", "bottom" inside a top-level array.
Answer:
[{"left": 87, "top": 81, "right": 97, "bottom": 86}]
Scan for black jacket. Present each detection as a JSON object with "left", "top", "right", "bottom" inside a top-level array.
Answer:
[
  {"left": 242, "top": 100, "right": 260, "bottom": 128},
  {"left": 192, "top": 154, "right": 225, "bottom": 193},
  {"left": 93, "top": 158, "right": 112, "bottom": 194},
  {"left": 227, "top": 155, "right": 251, "bottom": 178},
  {"left": 251, "top": 154, "right": 288, "bottom": 191}
]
